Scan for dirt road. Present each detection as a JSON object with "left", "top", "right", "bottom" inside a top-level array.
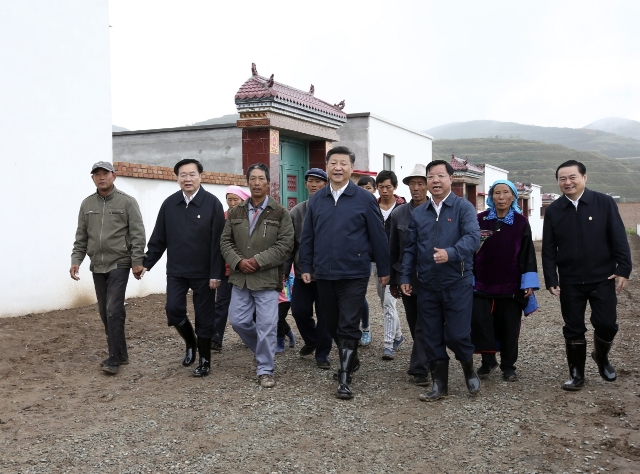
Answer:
[{"left": 1, "top": 239, "right": 639, "bottom": 473}]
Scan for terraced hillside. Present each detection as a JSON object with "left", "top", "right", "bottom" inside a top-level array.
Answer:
[{"left": 433, "top": 138, "right": 640, "bottom": 201}]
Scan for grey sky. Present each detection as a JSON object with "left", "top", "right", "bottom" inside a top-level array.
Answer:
[{"left": 109, "top": 0, "right": 640, "bottom": 132}]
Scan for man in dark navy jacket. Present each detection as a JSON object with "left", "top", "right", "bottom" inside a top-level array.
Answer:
[
  {"left": 542, "top": 160, "right": 631, "bottom": 391},
  {"left": 401, "top": 160, "right": 481, "bottom": 401},
  {"left": 142, "top": 159, "right": 226, "bottom": 378},
  {"left": 299, "top": 146, "right": 390, "bottom": 400}
]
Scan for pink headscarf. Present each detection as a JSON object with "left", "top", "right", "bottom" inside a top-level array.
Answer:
[{"left": 226, "top": 185, "right": 250, "bottom": 201}]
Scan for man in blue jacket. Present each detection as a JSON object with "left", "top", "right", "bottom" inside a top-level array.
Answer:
[
  {"left": 401, "top": 160, "right": 481, "bottom": 401},
  {"left": 142, "top": 158, "right": 226, "bottom": 378},
  {"left": 542, "top": 160, "right": 631, "bottom": 391},
  {"left": 299, "top": 146, "right": 390, "bottom": 400}
]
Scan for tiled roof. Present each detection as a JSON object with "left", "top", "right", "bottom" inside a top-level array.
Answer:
[
  {"left": 450, "top": 155, "right": 484, "bottom": 173},
  {"left": 235, "top": 74, "right": 347, "bottom": 119}
]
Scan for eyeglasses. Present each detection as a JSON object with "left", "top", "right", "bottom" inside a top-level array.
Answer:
[
  {"left": 427, "top": 174, "right": 449, "bottom": 181},
  {"left": 179, "top": 172, "right": 199, "bottom": 180}
]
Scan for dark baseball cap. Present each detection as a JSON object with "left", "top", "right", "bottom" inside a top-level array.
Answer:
[
  {"left": 305, "top": 168, "right": 328, "bottom": 182},
  {"left": 91, "top": 161, "right": 115, "bottom": 174}
]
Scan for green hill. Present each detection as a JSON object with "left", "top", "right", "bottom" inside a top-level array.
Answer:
[
  {"left": 432, "top": 138, "right": 640, "bottom": 201},
  {"left": 426, "top": 120, "right": 640, "bottom": 159}
]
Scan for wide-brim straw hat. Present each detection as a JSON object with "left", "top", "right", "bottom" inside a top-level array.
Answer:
[{"left": 402, "top": 163, "right": 427, "bottom": 185}]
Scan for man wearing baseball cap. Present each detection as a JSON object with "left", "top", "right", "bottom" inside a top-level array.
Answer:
[
  {"left": 70, "top": 161, "right": 147, "bottom": 375},
  {"left": 285, "top": 168, "right": 332, "bottom": 369}
]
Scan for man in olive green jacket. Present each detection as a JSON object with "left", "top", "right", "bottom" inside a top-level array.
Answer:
[
  {"left": 70, "top": 161, "right": 146, "bottom": 375},
  {"left": 220, "top": 163, "right": 294, "bottom": 388}
]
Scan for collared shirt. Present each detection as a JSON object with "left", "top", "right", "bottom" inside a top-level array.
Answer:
[
  {"left": 431, "top": 191, "right": 452, "bottom": 217},
  {"left": 248, "top": 196, "right": 269, "bottom": 235},
  {"left": 331, "top": 181, "right": 349, "bottom": 203},
  {"left": 183, "top": 187, "right": 200, "bottom": 206},
  {"left": 565, "top": 191, "right": 584, "bottom": 209}
]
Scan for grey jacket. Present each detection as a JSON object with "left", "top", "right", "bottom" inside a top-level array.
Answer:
[
  {"left": 284, "top": 200, "right": 309, "bottom": 280},
  {"left": 220, "top": 197, "right": 294, "bottom": 291},
  {"left": 71, "top": 186, "right": 146, "bottom": 273}
]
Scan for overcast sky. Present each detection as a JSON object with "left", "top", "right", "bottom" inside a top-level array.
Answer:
[{"left": 109, "top": 0, "right": 640, "bottom": 132}]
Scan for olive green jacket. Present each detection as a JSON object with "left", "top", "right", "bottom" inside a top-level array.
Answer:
[
  {"left": 220, "top": 197, "right": 294, "bottom": 291},
  {"left": 71, "top": 186, "right": 146, "bottom": 273}
]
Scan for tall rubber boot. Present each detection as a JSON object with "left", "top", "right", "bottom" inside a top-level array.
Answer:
[
  {"left": 592, "top": 333, "right": 617, "bottom": 382},
  {"left": 193, "top": 337, "right": 211, "bottom": 377},
  {"left": 460, "top": 357, "right": 481, "bottom": 395},
  {"left": 336, "top": 339, "right": 358, "bottom": 400},
  {"left": 562, "top": 339, "right": 586, "bottom": 391},
  {"left": 419, "top": 360, "right": 449, "bottom": 401},
  {"left": 175, "top": 318, "right": 197, "bottom": 366}
]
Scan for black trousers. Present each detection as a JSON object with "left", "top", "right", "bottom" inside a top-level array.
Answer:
[
  {"left": 472, "top": 296, "right": 522, "bottom": 372},
  {"left": 93, "top": 268, "right": 130, "bottom": 365},
  {"left": 290, "top": 279, "right": 332, "bottom": 362},
  {"left": 317, "top": 278, "right": 369, "bottom": 341},
  {"left": 560, "top": 279, "right": 618, "bottom": 342},
  {"left": 166, "top": 276, "right": 216, "bottom": 339},
  {"left": 213, "top": 277, "right": 232, "bottom": 345},
  {"left": 277, "top": 302, "right": 292, "bottom": 338},
  {"left": 401, "top": 293, "right": 430, "bottom": 376}
]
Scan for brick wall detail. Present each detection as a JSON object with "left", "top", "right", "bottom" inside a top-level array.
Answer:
[{"left": 113, "top": 162, "right": 245, "bottom": 186}]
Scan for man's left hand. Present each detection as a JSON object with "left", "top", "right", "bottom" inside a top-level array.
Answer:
[
  {"left": 247, "top": 257, "right": 260, "bottom": 270},
  {"left": 609, "top": 274, "right": 629, "bottom": 292},
  {"left": 378, "top": 275, "right": 390, "bottom": 287},
  {"left": 390, "top": 284, "right": 402, "bottom": 298},
  {"left": 209, "top": 279, "right": 221, "bottom": 290}
]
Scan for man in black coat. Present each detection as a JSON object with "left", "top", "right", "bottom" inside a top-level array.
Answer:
[
  {"left": 142, "top": 158, "right": 226, "bottom": 377},
  {"left": 542, "top": 160, "right": 632, "bottom": 391}
]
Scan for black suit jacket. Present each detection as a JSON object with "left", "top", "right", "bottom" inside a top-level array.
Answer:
[
  {"left": 542, "top": 188, "right": 631, "bottom": 288},
  {"left": 144, "top": 186, "right": 226, "bottom": 280}
]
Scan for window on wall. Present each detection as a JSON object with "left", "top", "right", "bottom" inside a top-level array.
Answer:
[{"left": 383, "top": 154, "right": 394, "bottom": 171}]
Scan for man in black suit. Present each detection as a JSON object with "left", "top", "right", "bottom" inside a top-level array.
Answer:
[
  {"left": 142, "top": 158, "right": 226, "bottom": 377},
  {"left": 542, "top": 160, "right": 632, "bottom": 391}
]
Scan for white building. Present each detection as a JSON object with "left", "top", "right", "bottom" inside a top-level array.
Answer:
[{"left": 0, "top": 1, "right": 119, "bottom": 317}]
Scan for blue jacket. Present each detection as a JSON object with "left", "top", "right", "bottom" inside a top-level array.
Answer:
[
  {"left": 400, "top": 192, "right": 480, "bottom": 290},
  {"left": 299, "top": 180, "right": 390, "bottom": 280}
]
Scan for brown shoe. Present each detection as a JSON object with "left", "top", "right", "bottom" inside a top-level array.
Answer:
[{"left": 258, "top": 374, "right": 275, "bottom": 388}]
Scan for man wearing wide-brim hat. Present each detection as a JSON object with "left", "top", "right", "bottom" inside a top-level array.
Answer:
[
  {"left": 388, "top": 163, "right": 431, "bottom": 386},
  {"left": 70, "top": 161, "right": 147, "bottom": 375}
]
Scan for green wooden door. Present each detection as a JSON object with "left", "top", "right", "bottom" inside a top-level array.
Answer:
[{"left": 279, "top": 137, "right": 308, "bottom": 210}]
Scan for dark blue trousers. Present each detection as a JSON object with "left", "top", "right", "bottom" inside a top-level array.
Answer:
[
  {"left": 317, "top": 277, "right": 369, "bottom": 342},
  {"left": 213, "top": 277, "right": 232, "bottom": 345},
  {"left": 166, "top": 276, "right": 216, "bottom": 339},
  {"left": 290, "top": 278, "right": 332, "bottom": 362},
  {"left": 401, "top": 293, "right": 430, "bottom": 376},
  {"left": 417, "top": 282, "right": 475, "bottom": 363}
]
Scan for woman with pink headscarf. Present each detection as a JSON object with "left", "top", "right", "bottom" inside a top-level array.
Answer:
[{"left": 212, "top": 185, "right": 250, "bottom": 351}]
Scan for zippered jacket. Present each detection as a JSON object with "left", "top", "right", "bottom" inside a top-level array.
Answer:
[
  {"left": 221, "top": 197, "right": 294, "bottom": 291},
  {"left": 299, "top": 180, "right": 390, "bottom": 280},
  {"left": 285, "top": 200, "right": 309, "bottom": 280},
  {"left": 400, "top": 193, "right": 480, "bottom": 289},
  {"left": 144, "top": 187, "right": 226, "bottom": 280},
  {"left": 542, "top": 188, "right": 631, "bottom": 287},
  {"left": 71, "top": 186, "right": 146, "bottom": 273}
]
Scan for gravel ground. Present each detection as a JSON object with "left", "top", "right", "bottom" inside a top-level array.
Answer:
[{"left": 1, "top": 238, "right": 639, "bottom": 473}]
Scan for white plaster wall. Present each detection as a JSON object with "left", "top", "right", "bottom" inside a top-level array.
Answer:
[
  {"left": 529, "top": 184, "right": 543, "bottom": 241},
  {"left": 482, "top": 164, "right": 510, "bottom": 205},
  {"left": 115, "top": 177, "right": 235, "bottom": 298},
  {"left": 367, "top": 115, "right": 433, "bottom": 199},
  {"left": 0, "top": 1, "right": 112, "bottom": 317}
]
